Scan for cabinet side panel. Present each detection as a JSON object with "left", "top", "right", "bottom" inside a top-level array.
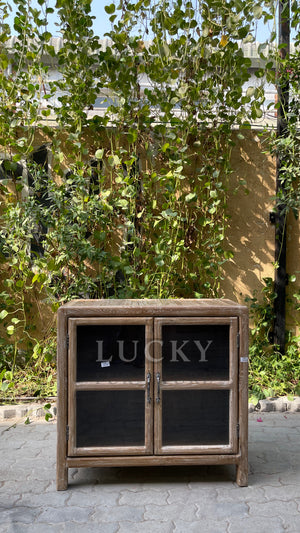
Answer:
[
  {"left": 237, "top": 310, "right": 249, "bottom": 486},
  {"left": 229, "top": 318, "right": 238, "bottom": 453},
  {"left": 56, "top": 309, "right": 68, "bottom": 490}
]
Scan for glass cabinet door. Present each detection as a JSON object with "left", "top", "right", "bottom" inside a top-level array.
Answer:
[
  {"left": 68, "top": 317, "right": 153, "bottom": 456},
  {"left": 153, "top": 317, "right": 238, "bottom": 455}
]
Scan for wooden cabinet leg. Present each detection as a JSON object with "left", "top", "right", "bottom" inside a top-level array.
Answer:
[
  {"left": 236, "top": 460, "right": 248, "bottom": 487},
  {"left": 57, "top": 464, "right": 68, "bottom": 491}
]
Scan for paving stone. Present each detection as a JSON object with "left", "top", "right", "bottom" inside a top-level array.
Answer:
[
  {"left": 215, "top": 486, "right": 266, "bottom": 503},
  {"left": 27, "top": 467, "right": 56, "bottom": 482},
  {"left": 167, "top": 486, "right": 217, "bottom": 505},
  {"left": 0, "top": 454, "right": 16, "bottom": 467},
  {"left": 1, "top": 414, "right": 300, "bottom": 532},
  {"left": 0, "top": 505, "right": 41, "bottom": 524},
  {"left": 63, "top": 523, "right": 119, "bottom": 533},
  {"left": 279, "top": 472, "right": 300, "bottom": 486},
  {"left": 174, "top": 519, "right": 229, "bottom": 533},
  {"left": 92, "top": 504, "right": 145, "bottom": 523},
  {"left": 248, "top": 499, "right": 299, "bottom": 518},
  {"left": 68, "top": 468, "right": 146, "bottom": 488},
  {"left": 119, "top": 488, "right": 169, "bottom": 506},
  {"left": 0, "top": 479, "right": 50, "bottom": 495},
  {"left": 248, "top": 472, "right": 286, "bottom": 486},
  {"left": 67, "top": 488, "right": 118, "bottom": 507},
  {"left": 0, "top": 437, "right": 27, "bottom": 450},
  {"left": 5, "top": 524, "right": 61, "bottom": 533},
  {"left": 118, "top": 521, "right": 174, "bottom": 533},
  {"left": 144, "top": 502, "right": 198, "bottom": 522},
  {"left": 228, "top": 516, "right": 285, "bottom": 533},
  {"left": 196, "top": 501, "right": 249, "bottom": 521},
  {"left": 263, "top": 484, "right": 300, "bottom": 501},
  {"left": 280, "top": 513, "right": 300, "bottom": 532},
  {"left": 20, "top": 490, "right": 70, "bottom": 508},
  {"left": 37, "top": 506, "right": 92, "bottom": 523},
  {"left": 0, "top": 493, "right": 21, "bottom": 507},
  {"left": 249, "top": 428, "right": 299, "bottom": 443}
]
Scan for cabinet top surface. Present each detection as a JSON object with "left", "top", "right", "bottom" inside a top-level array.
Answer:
[{"left": 58, "top": 299, "right": 248, "bottom": 317}]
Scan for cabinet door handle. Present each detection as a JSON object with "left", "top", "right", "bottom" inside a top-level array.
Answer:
[
  {"left": 156, "top": 372, "right": 160, "bottom": 404},
  {"left": 146, "top": 372, "right": 151, "bottom": 404}
]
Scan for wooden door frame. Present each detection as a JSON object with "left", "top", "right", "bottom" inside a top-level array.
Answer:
[
  {"left": 153, "top": 316, "right": 238, "bottom": 455},
  {"left": 67, "top": 316, "right": 154, "bottom": 456}
]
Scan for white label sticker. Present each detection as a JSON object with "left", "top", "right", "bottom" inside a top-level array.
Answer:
[
  {"left": 101, "top": 361, "right": 111, "bottom": 368},
  {"left": 240, "top": 357, "right": 248, "bottom": 363}
]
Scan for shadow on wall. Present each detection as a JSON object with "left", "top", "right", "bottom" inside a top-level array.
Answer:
[
  {"left": 221, "top": 130, "right": 276, "bottom": 303},
  {"left": 286, "top": 211, "right": 300, "bottom": 331}
]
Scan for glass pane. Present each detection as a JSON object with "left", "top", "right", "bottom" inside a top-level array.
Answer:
[
  {"left": 161, "top": 324, "right": 230, "bottom": 381},
  {"left": 76, "top": 325, "right": 145, "bottom": 381},
  {"left": 76, "top": 390, "right": 145, "bottom": 448},
  {"left": 162, "top": 390, "right": 230, "bottom": 446}
]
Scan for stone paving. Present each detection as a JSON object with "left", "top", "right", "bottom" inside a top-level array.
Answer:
[{"left": 0, "top": 412, "right": 299, "bottom": 532}]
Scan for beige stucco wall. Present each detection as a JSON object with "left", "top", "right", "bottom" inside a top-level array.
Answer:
[
  {"left": 286, "top": 211, "right": 300, "bottom": 331},
  {"left": 220, "top": 131, "right": 276, "bottom": 303}
]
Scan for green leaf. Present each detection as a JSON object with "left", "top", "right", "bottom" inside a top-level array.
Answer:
[
  {"left": 116, "top": 199, "right": 128, "bottom": 209},
  {"left": 243, "top": 34, "right": 255, "bottom": 44},
  {"left": 224, "top": 250, "right": 234, "bottom": 259},
  {"left": 32, "top": 273, "right": 39, "bottom": 284},
  {"left": 255, "top": 108, "right": 263, "bottom": 118},
  {"left": 246, "top": 87, "right": 255, "bottom": 98},
  {"left": 7, "top": 325, "right": 14, "bottom": 335},
  {"left": 1, "top": 382, "right": 9, "bottom": 392},
  {"left": 0, "top": 310, "right": 8, "bottom": 320},
  {"left": 108, "top": 155, "right": 120, "bottom": 167},
  {"left": 253, "top": 5, "right": 263, "bottom": 18},
  {"left": 154, "top": 256, "right": 165, "bottom": 267},
  {"left": 105, "top": 4, "right": 115, "bottom": 14},
  {"left": 95, "top": 149, "right": 104, "bottom": 160},
  {"left": 127, "top": 129, "right": 138, "bottom": 144},
  {"left": 124, "top": 266, "right": 134, "bottom": 274},
  {"left": 41, "top": 31, "right": 52, "bottom": 42},
  {"left": 185, "top": 193, "right": 197, "bottom": 203},
  {"left": 161, "top": 209, "right": 178, "bottom": 218}
]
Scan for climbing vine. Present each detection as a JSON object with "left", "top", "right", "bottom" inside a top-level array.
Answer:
[{"left": 0, "top": 0, "right": 299, "bottom": 398}]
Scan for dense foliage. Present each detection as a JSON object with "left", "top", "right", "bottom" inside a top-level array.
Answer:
[{"left": 0, "top": 0, "right": 299, "bottom": 399}]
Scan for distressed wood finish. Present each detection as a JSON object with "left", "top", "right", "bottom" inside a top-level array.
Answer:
[
  {"left": 153, "top": 316, "right": 238, "bottom": 456},
  {"left": 236, "top": 309, "right": 249, "bottom": 487},
  {"left": 56, "top": 299, "right": 248, "bottom": 490},
  {"left": 56, "top": 307, "right": 69, "bottom": 491},
  {"left": 66, "top": 454, "right": 241, "bottom": 468},
  {"left": 58, "top": 298, "right": 245, "bottom": 317},
  {"left": 67, "top": 317, "right": 153, "bottom": 458}
]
